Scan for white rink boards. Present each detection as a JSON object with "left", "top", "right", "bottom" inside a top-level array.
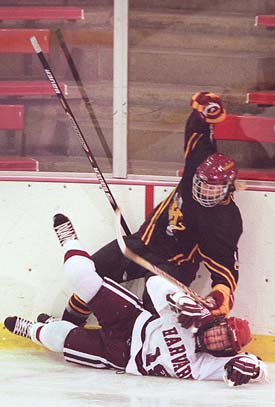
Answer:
[{"left": 0, "top": 173, "right": 275, "bottom": 362}]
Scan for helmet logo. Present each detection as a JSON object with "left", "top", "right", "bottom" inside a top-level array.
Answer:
[
  {"left": 203, "top": 102, "right": 222, "bottom": 118},
  {"left": 223, "top": 161, "right": 235, "bottom": 171}
]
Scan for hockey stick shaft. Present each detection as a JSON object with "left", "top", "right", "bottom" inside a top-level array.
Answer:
[
  {"left": 30, "top": 36, "right": 131, "bottom": 236},
  {"left": 115, "top": 208, "right": 213, "bottom": 308},
  {"left": 55, "top": 28, "right": 112, "bottom": 165}
]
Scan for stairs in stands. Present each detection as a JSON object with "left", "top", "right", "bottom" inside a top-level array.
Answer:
[
  {"left": 125, "top": 1, "right": 275, "bottom": 168},
  {"left": 54, "top": 1, "right": 275, "bottom": 169},
  {"left": 3, "top": 0, "right": 275, "bottom": 174}
]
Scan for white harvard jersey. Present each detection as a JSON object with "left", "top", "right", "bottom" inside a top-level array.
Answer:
[{"left": 126, "top": 276, "right": 265, "bottom": 382}]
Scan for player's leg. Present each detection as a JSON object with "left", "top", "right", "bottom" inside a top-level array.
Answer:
[
  {"left": 50, "top": 214, "right": 147, "bottom": 326},
  {"left": 43, "top": 213, "right": 103, "bottom": 326},
  {"left": 35, "top": 320, "right": 130, "bottom": 370},
  {"left": 5, "top": 262, "right": 144, "bottom": 369},
  {"left": 4, "top": 316, "right": 123, "bottom": 368},
  {"left": 92, "top": 233, "right": 151, "bottom": 282},
  {"left": 4, "top": 316, "right": 75, "bottom": 352},
  {"left": 63, "top": 239, "right": 144, "bottom": 367},
  {"left": 63, "top": 279, "right": 145, "bottom": 369},
  {"left": 63, "top": 235, "right": 144, "bottom": 332},
  {"left": 44, "top": 214, "right": 144, "bottom": 364}
]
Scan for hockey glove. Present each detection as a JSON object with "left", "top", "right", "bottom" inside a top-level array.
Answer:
[
  {"left": 224, "top": 354, "right": 260, "bottom": 387},
  {"left": 191, "top": 92, "right": 226, "bottom": 124},
  {"left": 166, "top": 292, "right": 213, "bottom": 330},
  {"left": 205, "top": 284, "right": 234, "bottom": 316}
]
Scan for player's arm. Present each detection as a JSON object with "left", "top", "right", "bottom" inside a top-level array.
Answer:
[
  {"left": 198, "top": 211, "right": 242, "bottom": 316},
  {"left": 200, "top": 253, "right": 237, "bottom": 317},
  {"left": 190, "top": 351, "right": 268, "bottom": 385},
  {"left": 200, "top": 248, "right": 238, "bottom": 316},
  {"left": 224, "top": 353, "right": 268, "bottom": 387},
  {"left": 145, "top": 275, "right": 182, "bottom": 314},
  {"left": 182, "top": 92, "right": 226, "bottom": 177},
  {"left": 166, "top": 291, "right": 214, "bottom": 330}
]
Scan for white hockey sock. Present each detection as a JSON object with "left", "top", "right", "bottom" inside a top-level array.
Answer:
[
  {"left": 63, "top": 240, "right": 103, "bottom": 303},
  {"left": 30, "top": 321, "right": 76, "bottom": 352},
  {"left": 29, "top": 322, "right": 44, "bottom": 347},
  {"left": 63, "top": 239, "right": 87, "bottom": 253}
]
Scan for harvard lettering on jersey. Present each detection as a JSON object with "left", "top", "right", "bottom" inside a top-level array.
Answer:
[
  {"left": 137, "top": 111, "right": 242, "bottom": 292},
  {"left": 127, "top": 311, "right": 193, "bottom": 379},
  {"left": 126, "top": 312, "right": 192, "bottom": 378},
  {"left": 62, "top": 275, "right": 267, "bottom": 383},
  {"left": 126, "top": 277, "right": 242, "bottom": 381}
]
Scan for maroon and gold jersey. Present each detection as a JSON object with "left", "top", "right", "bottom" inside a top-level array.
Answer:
[{"left": 138, "top": 111, "right": 242, "bottom": 293}]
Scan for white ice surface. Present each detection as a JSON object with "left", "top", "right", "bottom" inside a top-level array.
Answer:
[{"left": 0, "top": 350, "right": 275, "bottom": 407}]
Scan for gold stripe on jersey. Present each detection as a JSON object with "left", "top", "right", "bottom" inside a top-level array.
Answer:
[
  {"left": 184, "top": 132, "right": 203, "bottom": 160},
  {"left": 69, "top": 293, "right": 91, "bottom": 315},
  {"left": 168, "top": 244, "right": 198, "bottom": 265},
  {"left": 141, "top": 188, "right": 176, "bottom": 245},
  {"left": 197, "top": 247, "right": 237, "bottom": 291}
]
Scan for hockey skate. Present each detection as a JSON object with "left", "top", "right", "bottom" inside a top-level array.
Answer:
[
  {"left": 36, "top": 313, "right": 57, "bottom": 324},
  {"left": 4, "top": 316, "right": 33, "bottom": 339},
  {"left": 53, "top": 213, "right": 78, "bottom": 246}
]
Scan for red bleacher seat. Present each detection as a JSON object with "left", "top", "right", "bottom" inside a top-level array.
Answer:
[
  {"left": 0, "top": 81, "right": 68, "bottom": 97},
  {"left": 246, "top": 91, "right": 275, "bottom": 106},
  {"left": 215, "top": 115, "right": 275, "bottom": 181},
  {"left": 237, "top": 169, "right": 275, "bottom": 181},
  {"left": 214, "top": 114, "right": 275, "bottom": 144},
  {"left": 176, "top": 167, "right": 275, "bottom": 182},
  {"left": 0, "top": 104, "right": 24, "bottom": 130},
  {"left": 0, "top": 30, "right": 67, "bottom": 96},
  {"left": 0, "top": 29, "right": 50, "bottom": 54},
  {"left": 177, "top": 115, "right": 275, "bottom": 181},
  {"left": 0, "top": 7, "right": 84, "bottom": 21},
  {"left": 0, "top": 157, "right": 38, "bottom": 171},
  {"left": 255, "top": 15, "right": 275, "bottom": 27}
]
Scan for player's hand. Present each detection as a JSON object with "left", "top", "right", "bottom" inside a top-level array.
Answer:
[
  {"left": 205, "top": 284, "right": 234, "bottom": 316},
  {"left": 166, "top": 292, "right": 213, "bottom": 329},
  {"left": 191, "top": 92, "right": 226, "bottom": 123},
  {"left": 224, "top": 354, "right": 260, "bottom": 387}
]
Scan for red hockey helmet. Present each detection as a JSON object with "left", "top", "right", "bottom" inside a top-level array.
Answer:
[
  {"left": 195, "top": 316, "right": 252, "bottom": 357},
  {"left": 192, "top": 153, "right": 237, "bottom": 207},
  {"left": 227, "top": 317, "right": 252, "bottom": 352}
]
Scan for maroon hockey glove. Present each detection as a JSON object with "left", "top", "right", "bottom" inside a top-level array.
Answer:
[
  {"left": 191, "top": 92, "right": 226, "bottom": 124},
  {"left": 224, "top": 354, "right": 260, "bottom": 387},
  {"left": 166, "top": 292, "right": 213, "bottom": 330},
  {"left": 205, "top": 284, "right": 234, "bottom": 316}
]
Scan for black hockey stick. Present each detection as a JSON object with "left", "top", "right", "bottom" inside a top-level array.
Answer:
[
  {"left": 30, "top": 36, "right": 131, "bottom": 236},
  {"left": 115, "top": 208, "right": 214, "bottom": 309},
  {"left": 54, "top": 28, "right": 112, "bottom": 165}
]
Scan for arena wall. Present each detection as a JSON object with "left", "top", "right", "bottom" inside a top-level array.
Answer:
[{"left": 0, "top": 174, "right": 274, "bottom": 361}]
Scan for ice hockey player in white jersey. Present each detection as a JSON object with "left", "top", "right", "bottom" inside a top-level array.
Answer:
[{"left": 4, "top": 214, "right": 268, "bottom": 387}]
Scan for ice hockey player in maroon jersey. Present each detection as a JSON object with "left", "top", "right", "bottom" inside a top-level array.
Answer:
[
  {"left": 5, "top": 216, "right": 266, "bottom": 387},
  {"left": 56, "top": 92, "right": 243, "bottom": 326}
]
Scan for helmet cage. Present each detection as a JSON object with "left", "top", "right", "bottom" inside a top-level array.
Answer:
[
  {"left": 195, "top": 317, "right": 250, "bottom": 357},
  {"left": 192, "top": 173, "right": 229, "bottom": 207}
]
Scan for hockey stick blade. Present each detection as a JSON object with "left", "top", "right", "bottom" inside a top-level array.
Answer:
[{"left": 115, "top": 208, "right": 213, "bottom": 308}]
